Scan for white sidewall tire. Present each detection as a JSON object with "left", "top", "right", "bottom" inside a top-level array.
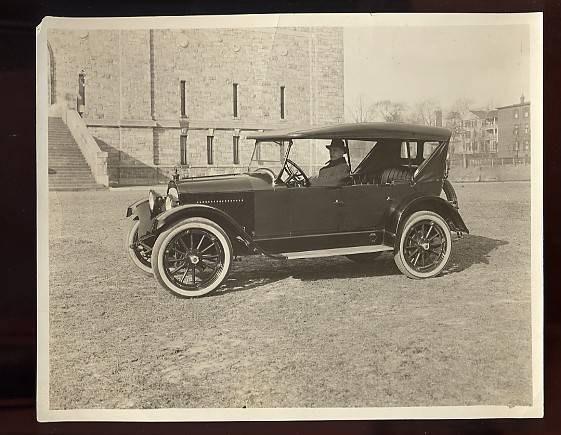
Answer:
[
  {"left": 153, "top": 218, "right": 232, "bottom": 298},
  {"left": 395, "top": 211, "right": 452, "bottom": 279},
  {"left": 127, "top": 220, "right": 153, "bottom": 275}
]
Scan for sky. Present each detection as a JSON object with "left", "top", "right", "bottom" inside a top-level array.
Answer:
[{"left": 344, "top": 25, "right": 530, "bottom": 119}]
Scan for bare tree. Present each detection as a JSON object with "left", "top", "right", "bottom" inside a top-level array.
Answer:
[
  {"left": 449, "top": 97, "right": 472, "bottom": 115},
  {"left": 482, "top": 98, "right": 499, "bottom": 110},
  {"left": 372, "top": 100, "right": 407, "bottom": 122},
  {"left": 444, "top": 97, "right": 473, "bottom": 160},
  {"left": 408, "top": 99, "right": 442, "bottom": 126},
  {"left": 347, "top": 95, "right": 373, "bottom": 123},
  {"left": 445, "top": 97, "right": 473, "bottom": 133}
]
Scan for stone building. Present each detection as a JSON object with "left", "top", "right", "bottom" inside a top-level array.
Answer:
[
  {"left": 496, "top": 95, "right": 531, "bottom": 159},
  {"left": 47, "top": 28, "right": 344, "bottom": 185}
]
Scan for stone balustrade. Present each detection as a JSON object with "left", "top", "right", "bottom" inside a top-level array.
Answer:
[{"left": 62, "top": 109, "right": 109, "bottom": 187}]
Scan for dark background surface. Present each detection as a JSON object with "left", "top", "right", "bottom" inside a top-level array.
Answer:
[{"left": 0, "top": 0, "right": 556, "bottom": 433}]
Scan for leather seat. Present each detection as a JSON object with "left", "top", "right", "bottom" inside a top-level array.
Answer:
[{"left": 380, "top": 166, "right": 415, "bottom": 185}]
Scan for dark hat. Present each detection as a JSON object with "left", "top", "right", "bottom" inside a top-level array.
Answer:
[{"left": 326, "top": 138, "right": 345, "bottom": 150}]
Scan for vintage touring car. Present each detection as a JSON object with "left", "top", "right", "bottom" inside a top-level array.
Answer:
[{"left": 126, "top": 123, "right": 468, "bottom": 297}]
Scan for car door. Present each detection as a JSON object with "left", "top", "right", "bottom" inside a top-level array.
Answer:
[
  {"left": 337, "top": 184, "right": 388, "bottom": 232},
  {"left": 288, "top": 186, "right": 340, "bottom": 236},
  {"left": 251, "top": 185, "right": 340, "bottom": 254}
]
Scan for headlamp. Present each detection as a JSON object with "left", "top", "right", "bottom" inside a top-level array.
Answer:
[
  {"left": 165, "top": 187, "right": 179, "bottom": 210},
  {"left": 148, "top": 190, "right": 157, "bottom": 212}
]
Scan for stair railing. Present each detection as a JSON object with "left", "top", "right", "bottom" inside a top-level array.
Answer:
[{"left": 62, "top": 109, "right": 109, "bottom": 187}]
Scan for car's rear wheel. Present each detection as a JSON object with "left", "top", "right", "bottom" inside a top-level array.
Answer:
[
  {"left": 126, "top": 220, "right": 153, "bottom": 275},
  {"left": 346, "top": 252, "right": 383, "bottom": 263},
  {"left": 394, "top": 211, "right": 452, "bottom": 279},
  {"left": 152, "top": 218, "right": 233, "bottom": 298}
]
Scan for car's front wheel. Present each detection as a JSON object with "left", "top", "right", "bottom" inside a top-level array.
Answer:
[
  {"left": 394, "top": 211, "right": 452, "bottom": 279},
  {"left": 152, "top": 218, "right": 233, "bottom": 298}
]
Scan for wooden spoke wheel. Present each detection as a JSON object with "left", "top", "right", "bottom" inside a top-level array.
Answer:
[
  {"left": 394, "top": 211, "right": 452, "bottom": 279},
  {"left": 152, "top": 218, "right": 233, "bottom": 297}
]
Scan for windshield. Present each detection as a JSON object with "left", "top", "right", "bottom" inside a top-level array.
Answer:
[
  {"left": 347, "top": 140, "right": 377, "bottom": 172},
  {"left": 247, "top": 140, "right": 288, "bottom": 174}
]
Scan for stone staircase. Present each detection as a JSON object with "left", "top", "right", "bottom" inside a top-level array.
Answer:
[{"left": 48, "top": 117, "right": 106, "bottom": 191}]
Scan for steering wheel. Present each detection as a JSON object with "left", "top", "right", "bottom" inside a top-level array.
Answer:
[
  {"left": 252, "top": 167, "right": 276, "bottom": 184},
  {"left": 280, "top": 158, "right": 310, "bottom": 187}
]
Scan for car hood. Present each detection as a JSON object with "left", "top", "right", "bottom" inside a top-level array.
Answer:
[{"left": 172, "top": 172, "right": 273, "bottom": 195}]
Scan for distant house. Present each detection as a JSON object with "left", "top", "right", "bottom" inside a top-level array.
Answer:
[
  {"left": 496, "top": 95, "right": 531, "bottom": 159},
  {"left": 450, "top": 109, "right": 498, "bottom": 157}
]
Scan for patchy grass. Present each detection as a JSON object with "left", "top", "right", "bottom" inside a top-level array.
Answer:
[{"left": 48, "top": 182, "right": 532, "bottom": 409}]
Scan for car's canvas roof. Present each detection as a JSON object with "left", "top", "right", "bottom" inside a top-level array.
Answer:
[{"left": 246, "top": 122, "right": 451, "bottom": 142}]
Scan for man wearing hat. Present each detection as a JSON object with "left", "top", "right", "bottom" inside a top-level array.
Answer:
[{"left": 309, "top": 138, "right": 350, "bottom": 186}]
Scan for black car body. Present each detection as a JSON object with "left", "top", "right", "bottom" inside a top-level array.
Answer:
[{"left": 126, "top": 123, "right": 468, "bottom": 297}]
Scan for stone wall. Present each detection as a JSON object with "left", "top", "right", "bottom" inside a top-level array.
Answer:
[
  {"left": 48, "top": 27, "right": 344, "bottom": 185},
  {"left": 48, "top": 29, "right": 121, "bottom": 119}
]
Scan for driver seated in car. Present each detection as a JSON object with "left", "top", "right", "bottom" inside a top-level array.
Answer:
[{"left": 309, "top": 139, "right": 350, "bottom": 187}]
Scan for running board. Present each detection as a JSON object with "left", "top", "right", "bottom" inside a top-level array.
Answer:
[{"left": 282, "top": 245, "right": 394, "bottom": 260}]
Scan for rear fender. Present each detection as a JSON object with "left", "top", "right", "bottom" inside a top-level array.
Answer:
[{"left": 386, "top": 195, "right": 469, "bottom": 246}]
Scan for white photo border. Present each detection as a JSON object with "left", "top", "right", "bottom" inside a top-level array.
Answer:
[{"left": 36, "top": 12, "right": 544, "bottom": 422}]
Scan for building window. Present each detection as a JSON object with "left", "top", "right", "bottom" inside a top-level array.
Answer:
[
  {"left": 514, "top": 140, "right": 519, "bottom": 151},
  {"left": 514, "top": 125, "right": 519, "bottom": 136},
  {"left": 180, "top": 135, "right": 188, "bottom": 165},
  {"left": 180, "top": 80, "right": 187, "bottom": 118},
  {"left": 233, "top": 83, "right": 239, "bottom": 118},
  {"left": 524, "top": 140, "right": 529, "bottom": 150},
  {"left": 524, "top": 109, "right": 529, "bottom": 118},
  {"left": 207, "top": 136, "right": 214, "bottom": 165},
  {"left": 280, "top": 86, "right": 285, "bottom": 119},
  {"left": 514, "top": 109, "right": 519, "bottom": 119},
  {"left": 525, "top": 125, "right": 529, "bottom": 134},
  {"left": 233, "top": 135, "right": 240, "bottom": 164},
  {"left": 77, "top": 71, "right": 86, "bottom": 114}
]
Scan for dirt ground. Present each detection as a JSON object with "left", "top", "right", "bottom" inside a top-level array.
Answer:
[{"left": 47, "top": 182, "right": 533, "bottom": 409}]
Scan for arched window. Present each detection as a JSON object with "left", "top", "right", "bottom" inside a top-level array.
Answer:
[
  {"left": 280, "top": 86, "right": 285, "bottom": 119},
  {"left": 77, "top": 71, "right": 86, "bottom": 115},
  {"left": 180, "top": 135, "right": 188, "bottom": 165},
  {"left": 47, "top": 43, "right": 56, "bottom": 105},
  {"left": 233, "top": 83, "right": 239, "bottom": 118},
  {"left": 180, "top": 80, "right": 187, "bottom": 118}
]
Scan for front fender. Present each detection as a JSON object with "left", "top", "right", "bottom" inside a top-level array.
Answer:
[
  {"left": 126, "top": 198, "right": 149, "bottom": 218},
  {"left": 125, "top": 198, "right": 154, "bottom": 238},
  {"left": 386, "top": 194, "right": 469, "bottom": 240},
  {"left": 154, "top": 203, "right": 251, "bottom": 240},
  {"left": 153, "top": 204, "right": 287, "bottom": 260}
]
